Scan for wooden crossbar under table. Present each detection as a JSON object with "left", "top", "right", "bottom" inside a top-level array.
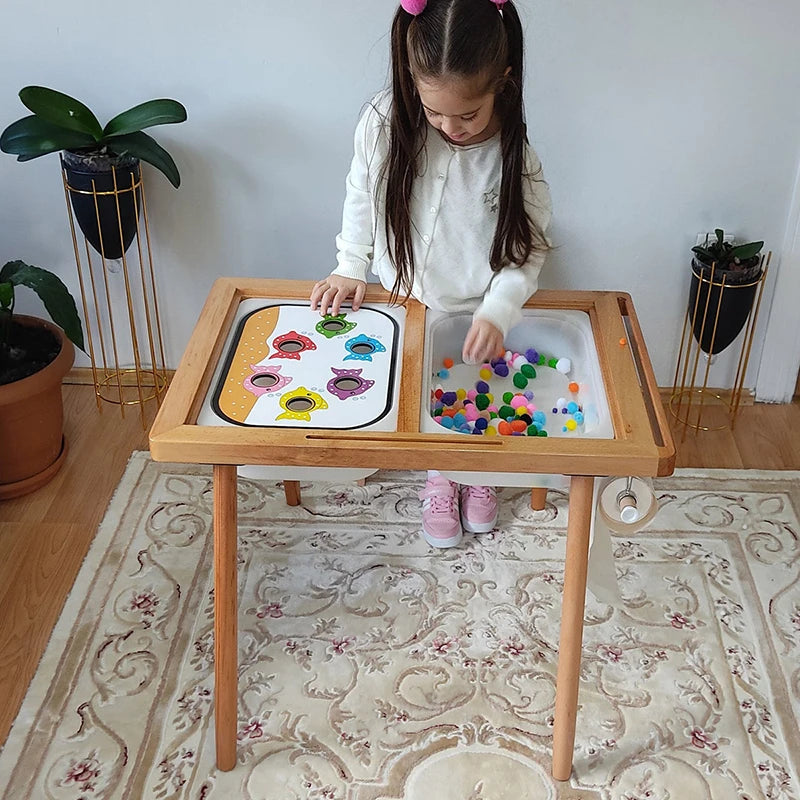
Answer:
[{"left": 149, "top": 278, "right": 675, "bottom": 782}]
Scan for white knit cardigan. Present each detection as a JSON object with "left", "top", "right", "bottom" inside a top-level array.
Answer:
[{"left": 331, "top": 92, "right": 552, "bottom": 338}]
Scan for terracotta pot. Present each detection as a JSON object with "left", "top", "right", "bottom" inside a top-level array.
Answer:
[{"left": 0, "top": 315, "right": 74, "bottom": 499}]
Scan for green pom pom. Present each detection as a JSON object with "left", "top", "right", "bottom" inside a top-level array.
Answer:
[
  {"left": 502, "top": 391, "right": 514, "bottom": 404},
  {"left": 520, "top": 363, "right": 536, "bottom": 379},
  {"left": 489, "top": 411, "right": 498, "bottom": 419},
  {"left": 538, "top": 429, "right": 548, "bottom": 437},
  {"left": 475, "top": 394, "right": 490, "bottom": 410},
  {"left": 499, "top": 405, "right": 515, "bottom": 419},
  {"left": 526, "top": 424, "right": 539, "bottom": 435},
  {"left": 538, "top": 354, "right": 546, "bottom": 365},
  {"left": 513, "top": 372, "right": 528, "bottom": 389},
  {"left": 548, "top": 357, "right": 558, "bottom": 368}
]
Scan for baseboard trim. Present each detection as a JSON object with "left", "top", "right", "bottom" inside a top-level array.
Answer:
[{"left": 65, "top": 367, "right": 176, "bottom": 387}]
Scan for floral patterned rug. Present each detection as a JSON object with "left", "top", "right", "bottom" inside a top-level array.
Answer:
[{"left": 1, "top": 452, "right": 799, "bottom": 800}]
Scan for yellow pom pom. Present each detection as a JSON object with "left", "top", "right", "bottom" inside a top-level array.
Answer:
[
  {"left": 456, "top": 388, "right": 467, "bottom": 401},
  {"left": 485, "top": 426, "right": 497, "bottom": 437},
  {"left": 479, "top": 368, "right": 492, "bottom": 381},
  {"left": 566, "top": 419, "right": 578, "bottom": 431},
  {"left": 516, "top": 406, "right": 527, "bottom": 417}
]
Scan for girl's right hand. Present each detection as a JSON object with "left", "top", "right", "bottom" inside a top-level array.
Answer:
[{"left": 310, "top": 274, "right": 367, "bottom": 316}]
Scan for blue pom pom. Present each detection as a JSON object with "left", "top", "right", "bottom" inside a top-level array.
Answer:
[{"left": 476, "top": 380, "right": 490, "bottom": 394}]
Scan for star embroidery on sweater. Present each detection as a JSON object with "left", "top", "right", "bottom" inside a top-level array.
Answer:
[{"left": 483, "top": 187, "right": 499, "bottom": 212}]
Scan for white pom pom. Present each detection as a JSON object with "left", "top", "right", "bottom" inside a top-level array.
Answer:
[{"left": 556, "top": 357, "right": 571, "bottom": 374}]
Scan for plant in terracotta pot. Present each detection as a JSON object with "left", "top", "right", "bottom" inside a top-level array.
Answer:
[
  {"left": 0, "top": 259, "right": 85, "bottom": 498},
  {"left": 688, "top": 228, "right": 765, "bottom": 354},
  {"left": 0, "top": 87, "right": 186, "bottom": 260}
]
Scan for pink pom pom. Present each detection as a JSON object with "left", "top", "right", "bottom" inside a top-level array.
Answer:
[
  {"left": 490, "top": 0, "right": 508, "bottom": 6},
  {"left": 400, "top": 0, "right": 427, "bottom": 14}
]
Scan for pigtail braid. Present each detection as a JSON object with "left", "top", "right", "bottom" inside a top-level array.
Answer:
[
  {"left": 491, "top": 0, "right": 535, "bottom": 271},
  {"left": 386, "top": 8, "right": 425, "bottom": 304}
]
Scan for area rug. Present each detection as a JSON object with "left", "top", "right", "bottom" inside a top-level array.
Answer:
[{"left": 1, "top": 453, "right": 799, "bottom": 800}]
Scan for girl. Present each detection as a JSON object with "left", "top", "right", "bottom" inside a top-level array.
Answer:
[{"left": 310, "top": 0, "right": 551, "bottom": 548}]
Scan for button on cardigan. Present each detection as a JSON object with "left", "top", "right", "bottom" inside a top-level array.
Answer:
[{"left": 332, "top": 92, "right": 552, "bottom": 339}]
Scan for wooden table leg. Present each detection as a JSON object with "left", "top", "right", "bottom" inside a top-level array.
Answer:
[
  {"left": 530, "top": 487, "right": 548, "bottom": 510},
  {"left": 283, "top": 479, "right": 301, "bottom": 506},
  {"left": 214, "top": 465, "right": 238, "bottom": 771},
  {"left": 552, "top": 475, "right": 594, "bottom": 781}
]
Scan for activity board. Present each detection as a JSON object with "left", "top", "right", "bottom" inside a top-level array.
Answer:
[
  {"left": 198, "top": 300, "right": 405, "bottom": 432},
  {"left": 421, "top": 309, "right": 613, "bottom": 440}
]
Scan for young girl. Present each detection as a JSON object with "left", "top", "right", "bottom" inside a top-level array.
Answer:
[{"left": 310, "top": 0, "right": 551, "bottom": 548}]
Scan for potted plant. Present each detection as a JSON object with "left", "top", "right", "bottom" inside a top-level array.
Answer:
[
  {"left": 0, "top": 87, "right": 186, "bottom": 260},
  {"left": 688, "top": 228, "right": 765, "bottom": 354},
  {"left": 0, "top": 259, "right": 85, "bottom": 498}
]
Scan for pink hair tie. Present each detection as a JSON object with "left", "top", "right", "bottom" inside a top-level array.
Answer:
[
  {"left": 400, "top": 0, "right": 427, "bottom": 14},
  {"left": 491, "top": 0, "right": 508, "bottom": 7}
]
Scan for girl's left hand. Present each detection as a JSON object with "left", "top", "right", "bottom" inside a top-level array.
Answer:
[{"left": 463, "top": 319, "right": 504, "bottom": 365}]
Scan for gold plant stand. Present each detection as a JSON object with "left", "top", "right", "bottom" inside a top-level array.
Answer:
[
  {"left": 670, "top": 252, "right": 770, "bottom": 438},
  {"left": 61, "top": 162, "right": 169, "bottom": 427}
]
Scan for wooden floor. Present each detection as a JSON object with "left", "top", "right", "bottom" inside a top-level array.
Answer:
[{"left": 0, "top": 385, "right": 798, "bottom": 748}]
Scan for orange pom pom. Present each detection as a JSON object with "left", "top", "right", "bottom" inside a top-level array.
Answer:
[
  {"left": 568, "top": 382, "right": 579, "bottom": 393},
  {"left": 443, "top": 357, "right": 454, "bottom": 369}
]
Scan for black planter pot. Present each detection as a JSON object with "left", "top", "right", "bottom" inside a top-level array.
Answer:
[
  {"left": 61, "top": 151, "right": 141, "bottom": 260},
  {"left": 687, "top": 257, "right": 762, "bottom": 355}
]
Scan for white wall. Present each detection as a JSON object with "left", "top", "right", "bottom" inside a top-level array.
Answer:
[{"left": 2, "top": 0, "right": 799, "bottom": 388}]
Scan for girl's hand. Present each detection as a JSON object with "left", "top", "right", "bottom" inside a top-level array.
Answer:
[
  {"left": 463, "top": 318, "right": 504, "bottom": 365},
  {"left": 310, "top": 274, "right": 367, "bottom": 316}
]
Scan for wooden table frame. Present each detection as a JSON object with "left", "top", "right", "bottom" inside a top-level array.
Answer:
[{"left": 149, "top": 278, "right": 675, "bottom": 781}]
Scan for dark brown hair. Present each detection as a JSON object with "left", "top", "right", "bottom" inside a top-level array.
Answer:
[{"left": 385, "top": 0, "right": 548, "bottom": 304}]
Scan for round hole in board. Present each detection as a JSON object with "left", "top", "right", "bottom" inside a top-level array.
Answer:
[
  {"left": 251, "top": 373, "right": 279, "bottom": 388},
  {"left": 350, "top": 342, "right": 375, "bottom": 355},
  {"left": 333, "top": 376, "right": 363, "bottom": 392},
  {"left": 278, "top": 339, "right": 305, "bottom": 353},
  {"left": 321, "top": 319, "right": 346, "bottom": 332},
  {"left": 286, "top": 396, "right": 316, "bottom": 412}
]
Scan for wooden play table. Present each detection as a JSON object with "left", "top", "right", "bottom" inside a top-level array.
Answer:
[{"left": 149, "top": 278, "right": 674, "bottom": 781}]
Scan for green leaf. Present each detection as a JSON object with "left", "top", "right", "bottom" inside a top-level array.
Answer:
[
  {"left": 0, "top": 115, "right": 97, "bottom": 158},
  {"left": 19, "top": 86, "right": 103, "bottom": 140},
  {"left": 106, "top": 130, "right": 181, "bottom": 187},
  {"left": 730, "top": 241, "right": 763, "bottom": 261},
  {"left": 0, "top": 281, "right": 13, "bottom": 311},
  {"left": 1, "top": 260, "right": 85, "bottom": 352},
  {"left": 714, "top": 229, "right": 724, "bottom": 246},
  {"left": 104, "top": 99, "right": 187, "bottom": 137}
]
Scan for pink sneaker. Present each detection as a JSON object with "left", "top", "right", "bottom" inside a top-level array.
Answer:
[
  {"left": 460, "top": 485, "right": 498, "bottom": 533},
  {"left": 419, "top": 476, "right": 463, "bottom": 548}
]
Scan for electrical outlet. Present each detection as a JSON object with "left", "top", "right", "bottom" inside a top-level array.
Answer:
[{"left": 695, "top": 231, "right": 735, "bottom": 247}]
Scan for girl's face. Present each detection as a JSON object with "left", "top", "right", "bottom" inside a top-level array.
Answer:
[{"left": 415, "top": 76, "right": 501, "bottom": 146}]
